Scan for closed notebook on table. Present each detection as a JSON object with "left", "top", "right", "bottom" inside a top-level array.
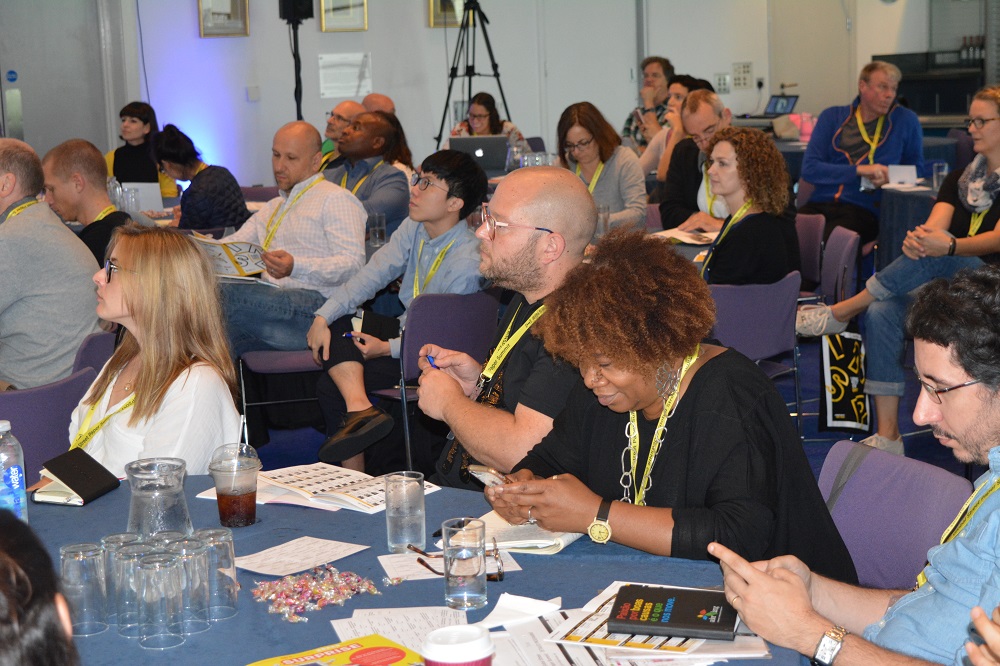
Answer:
[
  {"left": 607, "top": 584, "right": 738, "bottom": 640},
  {"left": 32, "top": 448, "right": 120, "bottom": 506}
]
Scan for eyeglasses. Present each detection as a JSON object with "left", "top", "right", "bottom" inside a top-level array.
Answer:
[
  {"left": 914, "top": 371, "right": 981, "bottom": 404},
  {"left": 408, "top": 540, "right": 504, "bottom": 582},
  {"left": 690, "top": 124, "right": 719, "bottom": 146},
  {"left": 564, "top": 137, "right": 594, "bottom": 153},
  {"left": 965, "top": 117, "right": 1000, "bottom": 129},
  {"left": 468, "top": 112, "right": 490, "bottom": 120},
  {"left": 103, "top": 259, "right": 134, "bottom": 283},
  {"left": 410, "top": 172, "right": 451, "bottom": 195},
  {"left": 482, "top": 202, "right": 553, "bottom": 241},
  {"left": 325, "top": 112, "right": 351, "bottom": 123}
]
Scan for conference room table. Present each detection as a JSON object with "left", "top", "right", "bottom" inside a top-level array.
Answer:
[
  {"left": 776, "top": 136, "right": 957, "bottom": 184},
  {"left": 30, "top": 476, "right": 805, "bottom": 666}
]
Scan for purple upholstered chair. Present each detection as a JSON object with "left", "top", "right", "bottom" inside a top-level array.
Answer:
[
  {"left": 0, "top": 368, "right": 97, "bottom": 482},
  {"left": 645, "top": 203, "right": 662, "bottom": 233},
  {"left": 238, "top": 350, "right": 322, "bottom": 443},
  {"left": 795, "top": 213, "right": 824, "bottom": 289},
  {"left": 819, "top": 440, "right": 973, "bottom": 590},
  {"left": 72, "top": 331, "right": 116, "bottom": 374},
  {"left": 372, "top": 291, "right": 500, "bottom": 470},
  {"left": 800, "top": 225, "right": 860, "bottom": 306},
  {"left": 709, "top": 271, "right": 802, "bottom": 437}
]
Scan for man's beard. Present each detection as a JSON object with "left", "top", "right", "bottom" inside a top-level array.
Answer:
[{"left": 481, "top": 243, "right": 546, "bottom": 296}]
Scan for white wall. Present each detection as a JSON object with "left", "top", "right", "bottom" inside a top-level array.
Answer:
[{"left": 856, "top": 0, "right": 930, "bottom": 67}]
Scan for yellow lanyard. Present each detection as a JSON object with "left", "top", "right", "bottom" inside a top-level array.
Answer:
[
  {"left": 94, "top": 205, "right": 116, "bottom": 222},
  {"left": 413, "top": 238, "right": 456, "bottom": 298},
  {"left": 575, "top": 162, "right": 605, "bottom": 194},
  {"left": 2, "top": 199, "right": 38, "bottom": 223},
  {"left": 917, "top": 478, "right": 1000, "bottom": 588},
  {"left": 969, "top": 210, "right": 987, "bottom": 237},
  {"left": 341, "top": 160, "right": 384, "bottom": 195},
  {"left": 262, "top": 177, "right": 321, "bottom": 250},
  {"left": 704, "top": 167, "right": 718, "bottom": 215},
  {"left": 70, "top": 392, "right": 136, "bottom": 451},
  {"left": 699, "top": 200, "right": 754, "bottom": 278},
  {"left": 319, "top": 151, "right": 339, "bottom": 172},
  {"left": 477, "top": 303, "right": 547, "bottom": 390},
  {"left": 854, "top": 108, "right": 885, "bottom": 165},
  {"left": 625, "top": 347, "right": 700, "bottom": 506}
]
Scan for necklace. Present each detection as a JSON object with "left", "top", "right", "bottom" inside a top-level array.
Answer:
[{"left": 619, "top": 346, "right": 700, "bottom": 506}]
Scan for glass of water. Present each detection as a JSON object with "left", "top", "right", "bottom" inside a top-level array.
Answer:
[
  {"left": 441, "top": 517, "right": 487, "bottom": 610},
  {"left": 385, "top": 471, "right": 425, "bottom": 553}
]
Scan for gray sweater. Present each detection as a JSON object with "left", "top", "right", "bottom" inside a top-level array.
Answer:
[
  {"left": 0, "top": 201, "right": 101, "bottom": 388},
  {"left": 570, "top": 145, "right": 647, "bottom": 230}
]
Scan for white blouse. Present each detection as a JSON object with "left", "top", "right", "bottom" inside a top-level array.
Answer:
[{"left": 68, "top": 362, "right": 241, "bottom": 477}]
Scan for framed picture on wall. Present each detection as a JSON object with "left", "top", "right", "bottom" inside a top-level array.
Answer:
[
  {"left": 198, "top": 0, "right": 249, "bottom": 38},
  {"left": 321, "top": 0, "right": 368, "bottom": 32},
  {"left": 428, "top": 0, "right": 465, "bottom": 28}
]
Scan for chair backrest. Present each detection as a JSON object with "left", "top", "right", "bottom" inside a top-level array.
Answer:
[
  {"left": 709, "top": 271, "right": 800, "bottom": 361},
  {"left": 818, "top": 440, "right": 973, "bottom": 589},
  {"left": 795, "top": 213, "right": 824, "bottom": 285},
  {"left": 821, "top": 226, "right": 860, "bottom": 303},
  {"left": 645, "top": 203, "right": 661, "bottom": 232},
  {"left": 0, "top": 368, "right": 97, "bottom": 481},
  {"left": 72, "top": 331, "right": 116, "bottom": 374},
  {"left": 241, "top": 185, "right": 279, "bottom": 202},
  {"left": 946, "top": 128, "right": 975, "bottom": 172},
  {"left": 526, "top": 136, "right": 546, "bottom": 152},
  {"left": 400, "top": 291, "right": 500, "bottom": 381},
  {"left": 796, "top": 178, "right": 815, "bottom": 210}
]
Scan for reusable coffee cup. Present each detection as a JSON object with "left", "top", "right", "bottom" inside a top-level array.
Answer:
[{"left": 422, "top": 625, "right": 495, "bottom": 666}]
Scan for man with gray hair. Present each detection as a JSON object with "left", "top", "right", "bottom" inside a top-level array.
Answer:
[
  {"left": 622, "top": 55, "right": 675, "bottom": 153},
  {"left": 0, "top": 138, "right": 100, "bottom": 390},
  {"left": 800, "top": 61, "right": 925, "bottom": 242}
]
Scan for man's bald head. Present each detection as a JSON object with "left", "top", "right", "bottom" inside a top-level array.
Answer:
[
  {"left": 326, "top": 100, "right": 366, "bottom": 141},
  {"left": 272, "top": 121, "right": 323, "bottom": 191},
  {"left": 277, "top": 121, "right": 323, "bottom": 154},
  {"left": 496, "top": 166, "right": 597, "bottom": 258},
  {"left": 0, "top": 138, "right": 44, "bottom": 203},
  {"left": 363, "top": 93, "right": 396, "bottom": 115}
]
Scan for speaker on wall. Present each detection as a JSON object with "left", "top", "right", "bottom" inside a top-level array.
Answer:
[{"left": 279, "top": 0, "right": 313, "bottom": 22}]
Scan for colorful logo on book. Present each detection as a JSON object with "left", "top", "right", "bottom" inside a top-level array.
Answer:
[{"left": 698, "top": 605, "right": 723, "bottom": 623}]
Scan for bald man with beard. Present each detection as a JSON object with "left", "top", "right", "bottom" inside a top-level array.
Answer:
[{"left": 415, "top": 166, "right": 597, "bottom": 490}]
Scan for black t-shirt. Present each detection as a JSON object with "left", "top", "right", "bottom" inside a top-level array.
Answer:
[
  {"left": 514, "top": 349, "right": 857, "bottom": 584},
  {"left": 434, "top": 294, "right": 578, "bottom": 490},
  {"left": 112, "top": 143, "right": 158, "bottom": 184},
  {"left": 703, "top": 212, "right": 800, "bottom": 285},
  {"left": 937, "top": 168, "right": 1000, "bottom": 264},
  {"left": 78, "top": 211, "right": 131, "bottom": 266}
]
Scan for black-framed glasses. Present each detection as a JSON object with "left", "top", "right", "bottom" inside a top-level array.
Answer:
[
  {"left": 325, "top": 112, "right": 351, "bottom": 123},
  {"left": 103, "top": 259, "right": 133, "bottom": 283},
  {"left": 408, "top": 540, "right": 504, "bottom": 582},
  {"left": 410, "top": 172, "right": 451, "bottom": 195},
  {"left": 914, "top": 371, "right": 981, "bottom": 404},
  {"left": 482, "top": 202, "right": 553, "bottom": 241},
  {"left": 965, "top": 117, "right": 1000, "bottom": 130},
  {"left": 563, "top": 137, "right": 594, "bottom": 153}
]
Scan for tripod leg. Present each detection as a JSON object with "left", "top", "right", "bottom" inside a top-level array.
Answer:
[
  {"left": 433, "top": 8, "right": 473, "bottom": 148},
  {"left": 473, "top": 5, "right": 512, "bottom": 127}
]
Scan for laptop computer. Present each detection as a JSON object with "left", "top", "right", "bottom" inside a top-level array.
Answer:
[
  {"left": 449, "top": 136, "right": 510, "bottom": 177},
  {"left": 121, "top": 181, "right": 165, "bottom": 212},
  {"left": 749, "top": 95, "right": 799, "bottom": 119}
]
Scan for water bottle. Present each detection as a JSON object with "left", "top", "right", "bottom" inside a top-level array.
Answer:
[{"left": 0, "top": 420, "right": 28, "bottom": 522}]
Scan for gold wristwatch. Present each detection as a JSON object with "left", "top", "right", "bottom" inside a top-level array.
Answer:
[
  {"left": 587, "top": 499, "right": 613, "bottom": 544},
  {"left": 810, "top": 625, "right": 848, "bottom": 666}
]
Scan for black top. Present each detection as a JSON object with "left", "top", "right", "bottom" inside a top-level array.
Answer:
[
  {"left": 703, "top": 211, "right": 800, "bottom": 285},
  {"left": 938, "top": 168, "right": 1000, "bottom": 265},
  {"left": 78, "top": 211, "right": 130, "bottom": 266},
  {"left": 112, "top": 143, "right": 158, "bottom": 184},
  {"left": 434, "top": 294, "right": 579, "bottom": 491},
  {"left": 179, "top": 165, "right": 251, "bottom": 231},
  {"left": 514, "top": 349, "right": 858, "bottom": 584}
]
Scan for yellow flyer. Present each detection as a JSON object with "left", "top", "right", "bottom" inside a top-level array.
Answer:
[{"left": 247, "top": 634, "right": 423, "bottom": 666}]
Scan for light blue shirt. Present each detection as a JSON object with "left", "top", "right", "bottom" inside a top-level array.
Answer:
[
  {"left": 313, "top": 216, "right": 483, "bottom": 357},
  {"left": 864, "top": 446, "right": 1000, "bottom": 664},
  {"left": 324, "top": 155, "right": 409, "bottom": 238}
]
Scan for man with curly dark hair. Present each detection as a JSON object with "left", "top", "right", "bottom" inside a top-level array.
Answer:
[
  {"left": 484, "top": 229, "right": 854, "bottom": 583},
  {"left": 416, "top": 166, "right": 596, "bottom": 490}
]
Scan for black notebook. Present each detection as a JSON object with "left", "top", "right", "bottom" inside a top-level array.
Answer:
[
  {"left": 32, "top": 448, "right": 120, "bottom": 506},
  {"left": 606, "top": 584, "right": 739, "bottom": 641}
]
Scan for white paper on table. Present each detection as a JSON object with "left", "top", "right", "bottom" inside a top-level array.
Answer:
[
  {"left": 234, "top": 536, "right": 367, "bottom": 576},
  {"left": 477, "top": 593, "right": 561, "bottom": 629},
  {"left": 500, "top": 609, "right": 608, "bottom": 665},
  {"left": 881, "top": 182, "right": 932, "bottom": 192},
  {"left": 605, "top": 634, "right": 769, "bottom": 661},
  {"left": 377, "top": 550, "right": 520, "bottom": 581},
  {"left": 888, "top": 164, "right": 918, "bottom": 185},
  {"left": 196, "top": 476, "right": 342, "bottom": 512},
  {"left": 331, "top": 607, "right": 467, "bottom": 653}
]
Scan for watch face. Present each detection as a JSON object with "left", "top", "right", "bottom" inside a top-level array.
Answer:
[{"left": 588, "top": 522, "right": 611, "bottom": 543}]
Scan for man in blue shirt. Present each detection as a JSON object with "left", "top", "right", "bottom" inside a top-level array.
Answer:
[
  {"left": 307, "top": 150, "right": 487, "bottom": 470},
  {"left": 711, "top": 265, "right": 1000, "bottom": 665}
]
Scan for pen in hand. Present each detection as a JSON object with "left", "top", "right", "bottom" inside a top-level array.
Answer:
[
  {"left": 427, "top": 355, "right": 440, "bottom": 369},
  {"left": 343, "top": 332, "right": 366, "bottom": 345}
]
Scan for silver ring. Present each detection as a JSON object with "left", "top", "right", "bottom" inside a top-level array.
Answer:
[{"left": 527, "top": 506, "right": 536, "bottom": 524}]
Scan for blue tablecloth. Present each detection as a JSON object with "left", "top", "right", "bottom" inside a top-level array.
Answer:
[
  {"left": 30, "top": 477, "right": 804, "bottom": 666},
  {"left": 777, "top": 136, "right": 958, "bottom": 185},
  {"left": 877, "top": 187, "right": 938, "bottom": 268}
]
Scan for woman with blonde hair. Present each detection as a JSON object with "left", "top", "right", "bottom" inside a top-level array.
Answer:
[{"left": 68, "top": 224, "right": 240, "bottom": 476}]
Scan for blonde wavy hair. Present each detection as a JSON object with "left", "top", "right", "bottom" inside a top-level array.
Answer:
[{"left": 83, "top": 224, "right": 237, "bottom": 424}]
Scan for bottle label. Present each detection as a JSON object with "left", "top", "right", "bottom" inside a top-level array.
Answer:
[{"left": 2, "top": 464, "right": 26, "bottom": 517}]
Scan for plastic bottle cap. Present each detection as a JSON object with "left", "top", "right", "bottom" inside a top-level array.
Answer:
[{"left": 0, "top": 420, "right": 9, "bottom": 433}]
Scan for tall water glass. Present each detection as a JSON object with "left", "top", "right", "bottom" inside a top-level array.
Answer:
[
  {"left": 369, "top": 213, "right": 387, "bottom": 247},
  {"left": 60, "top": 542, "right": 108, "bottom": 635},
  {"left": 441, "top": 518, "right": 487, "bottom": 610},
  {"left": 385, "top": 471, "right": 425, "bottom": 553},
  {"left": 194, "top": 527, "right": 239, "bottom": 620},
  {"left": 114, "top": 542, "right": 156, "bottom": 637},
  {"left": 933, "top": 162, "right": 949, "bottom": 191},
  {"left": 100, "top": 532, "right": 141, "bottom": 624},
  {"left": 166, "top": 538, "right": 211, "bottom": 635},
  {"left": 137, "top": 553, "right": 185, "bottom": 650}
]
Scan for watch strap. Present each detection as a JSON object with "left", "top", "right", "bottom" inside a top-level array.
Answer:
[{"left": 596, "top": 499, "right": 612, "bottom": 522}]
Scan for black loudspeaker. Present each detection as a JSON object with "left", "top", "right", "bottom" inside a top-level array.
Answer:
[{"left": 279, "top": 0, "right": 313, "bottom": 22}]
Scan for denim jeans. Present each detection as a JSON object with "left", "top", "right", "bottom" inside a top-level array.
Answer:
[
  {"left": 863, "top": 253, "right": 983, "bottom": 396},
  {"left": 220, "top": 281, "right": 327, "bottom": 359}
]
